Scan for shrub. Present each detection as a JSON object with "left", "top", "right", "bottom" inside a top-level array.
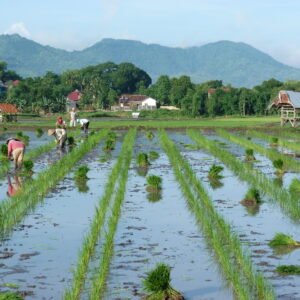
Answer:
[
  {"left": 208, "top": 164, "right": 223, "bottom": 180},
  {"left": 269, "top": 233, "right": 300, "bottom": 248},
  {"left": 143, "top": 263, "right": 183, "bottom": 300},
  {"left": 149, "top": 151, "right": 159, "bottom": 160},
  {"left": 137, "top": 153, "right": 150, "bottom": 167},
  {"left": 75, "top": 165, "right": 89, "bottom": 179}
]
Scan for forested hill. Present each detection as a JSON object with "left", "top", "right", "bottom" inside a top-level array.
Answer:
[{"left": 1, "top": 34, "right": 300, "bottom": 87}]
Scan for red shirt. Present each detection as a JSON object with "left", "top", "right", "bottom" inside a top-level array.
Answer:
[{"left": 7, "top": 140, "right": 25, "bottom": 156}]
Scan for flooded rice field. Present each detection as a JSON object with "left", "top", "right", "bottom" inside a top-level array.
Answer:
[{"left": 0, "top": 128, "right": 300, "bottom": 299}]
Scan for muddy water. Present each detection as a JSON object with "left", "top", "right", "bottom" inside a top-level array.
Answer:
[
  {"left": 103, "top": 133, "right": 233, "bottom": 300},
  {"left": 171, "top": 132, "right": 300, "bottom": 299},
  {"left": 0, "top": 138, "right": 122, "bottom": 299}
]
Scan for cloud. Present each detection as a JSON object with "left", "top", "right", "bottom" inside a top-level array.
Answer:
[{"left": 4, "top": 22, "right": 31, "bottom": 38}]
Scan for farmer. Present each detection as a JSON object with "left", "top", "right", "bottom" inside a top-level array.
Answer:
[
  {"left": 56, "top": 116, "right": 66, "bottom": 129},
  {"left": 77, "top": 118, "right": 90, "bottom": 134},
  {"left": 48, "top": 128, "right": 67, "bottom": 149},
  {"left": 6, "top": 137, "right": 26, "bottom": 170},
  {"left": 69, "top": 108, "right": 76, "bottom": 128}
]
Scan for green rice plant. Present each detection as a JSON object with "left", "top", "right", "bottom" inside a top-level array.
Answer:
[
  {"left": 187, "top": 129, "right": 300, "bottom": 222},
  {"left": 22, "top": 160, "right": 34, "bottom": 173},
  {"left": 146, "top": 175, "right": 162, "bottom": 192},
  {"left": 146, "top": 131, "right": 154, "bottom": 140},
  {"left": 289, "top": 178, "right": 300, "bottom": 195},
  {"left": 149, "top": 151, "right": 159, "bottom": 160},
  {"left": 245, "top": 148, "right": 255, "bottom": 161},
  {"left": 240, "top": 188, "right": 262, "bottom": 214},
  {"left": 137, "top": 152, "right": 150, "bottom": 168},
  {"left": 276, "top": 265, "right": 300, "bottom": 275},
  {"left": 269, "top": 233, "right": 300, "bottom": 248},
  {"left": 0, "top": 292, "right": 24, "bottom": 300},
  {"left": 16, "top": 131, "right": 30, "bottom": 145},
  {"left": 75, "top": 178, "right": 89, "bottom": 193},
  {"left": 143, "top": 263, "right": 183, "bottom": 300},
  {"left": 272, "top": 159, "right": 284, "bottom": 175},
  {"left": 208, "top": 164, "right": 223, "bottom": 180},
  {"left": 160, "top": 130, "right": 274, "bottom": 300},
  {"left": 1, "top": 144, "right": 7, "bottom": 156},
  {"left": 67, "top": 136, "right": 75, "bottom": 146},
  {"left": 0, "top": 130, "right": 108, "bottom": 237},
  {"left": 35, "top": 128, "right": 43, "bottom": 137},
  {"left": 74, "top": 165, "right": 89, "bottom": 179},
  {"left": 64, "top": 129, "right": 136, "bottom": 300},
  {"left": 270, "top": 137, "right": 278, "bottom": 146}
]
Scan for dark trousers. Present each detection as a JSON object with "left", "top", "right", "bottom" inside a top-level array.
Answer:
[{"left": 82, "top": 122, "right": 89, "bottom": 134}]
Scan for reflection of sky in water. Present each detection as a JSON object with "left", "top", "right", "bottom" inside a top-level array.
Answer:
[
  {"left": 175, "top": 134, "right": 300, "bottom": 299},
  {"left": 103, "top": 133, "right": 233, "bottom": 300},
  {"left": 0, "top": 139, "right": 122, "bottom": 299}
]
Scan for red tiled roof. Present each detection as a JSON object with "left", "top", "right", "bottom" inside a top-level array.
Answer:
[
  {"left": 67, "top": 90, "right": 81, "bottom": 101},
  {"left": 0, "top": 103, "right": 18, "bottom": 114},
  {"left": 119, "top": 94, "right": 148, "bottom": 103}
]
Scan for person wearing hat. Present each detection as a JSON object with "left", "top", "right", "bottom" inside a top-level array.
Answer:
[
  {"left": 77, "top": 118, "right": 90, "bottom": 135},
  {"left": 7, "top": 138, "right": 26, "bottom": 170}
]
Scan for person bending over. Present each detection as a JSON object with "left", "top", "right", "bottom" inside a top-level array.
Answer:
[
  {"left": 77, "top": 118, "right": 90, "bottom": 134},
  {"left": 7, "top": 138, "right": 26, "bottom": 170}
]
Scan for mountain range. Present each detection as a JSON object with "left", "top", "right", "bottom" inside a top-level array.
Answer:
[{"left": 1, "top": 34, "right": 300, "bottom": 87}]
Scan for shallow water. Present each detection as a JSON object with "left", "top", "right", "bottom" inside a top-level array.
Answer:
[{"left": 103, "top": 132, "right": 233, "bottom": 300}]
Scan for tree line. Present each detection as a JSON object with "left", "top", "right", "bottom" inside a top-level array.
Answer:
[{"left": 1, "top": 60, "right": 300, "bottom": 116}]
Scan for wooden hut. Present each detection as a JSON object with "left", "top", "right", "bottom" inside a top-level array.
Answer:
[
  {"left": 0, "top": 103, "right": 18, "bottom": 122},
  {"left": 268, "top": 90, "right": 300, "bottom": 127}
]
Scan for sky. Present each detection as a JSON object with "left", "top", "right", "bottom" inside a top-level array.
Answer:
[{"left": 1, "top": 0, "right": 300, "bottom": 67}]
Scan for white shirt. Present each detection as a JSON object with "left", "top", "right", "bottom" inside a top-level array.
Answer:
[{"left": 78, "top": 119, "right": 89, "bottom": 125}]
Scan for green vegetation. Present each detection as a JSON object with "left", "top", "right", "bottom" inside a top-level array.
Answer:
[
  {"left": 36, "top": 128, "right": 43, "bottom": 137},
  {"left": 103, "top": 131, "right": 117, "bottom": 152},
  {"left": 272, "top": 159, "right": 285, "bottom": 175},
  {"left": 1, "top": 144, "right": 7, "bottom": 156},
  {"left": 149, "top": 151, "right": 159, "bottom": 160},
  {"left": 22, "top": 160, "right": 34, "bottom": 173},
  {"left": 276, "top": 265, "right": 300, "bottom": 275},
  {"left": 245, "top": 148, "right": 256, "bottom": 161},
  {"left": 0, "top": 130, "right": 108, "bottom": 236},
  {"left": 137, "top": 153, "right": 150, "bottom": 168},
  {"left": 143, "top": 263, "right": 183, "bottom": 300},
  {"left": 74, "top": 165, "right": 89, "bottom": 179},
  {"left": 146, "top": 175, "right": 162, "bottom": 192},
  {"left": 16, "top": 131, "right": 30, "bottom": 145},
  {"left": 64, "top": 129, "right": 136, "bottom": 300},
  {"left": 289, "top": 178, "right": 300, "bottom": 195},
  {"left": 146, "top": 131, "right": 155, "bottom": 140},
  {"left": 208, "top": 164, "right": 223, "bottom": 180},
  {"left": 241, "top": 188, "right": 262, "bottom": 214},
  {"left": 271, "top": 137, "right": 278, "bottom": 146},
  {"left": 67, "top": 136, "right": 75, "bottom": 146},
  {"left": 160, "top": 130, "right": 274, "bottom": 300},
  {"left": 269, "top": 233, "right": 300, "bottom": 248},
  {"left": 0, "top": 292, "right": 23, "bottom": 300}
]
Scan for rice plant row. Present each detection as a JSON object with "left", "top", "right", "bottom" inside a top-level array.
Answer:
[
  {"left": 217, "top": 129, "right": 300, "bottom": 173},
  {"left": 246, "top": 130, "right": 300, "bottom": 153},
  {"left": 0, "top": 130, "right": 108, "bottom": 237},
  {"left": 187, "top": 130, "right": 300, "bottom": 222},
  {"left": 64, "top": 128, "right": 136, "bottom": 300},
  {"left": 159, "top": 130, "right": 274, "bottom": 300}
]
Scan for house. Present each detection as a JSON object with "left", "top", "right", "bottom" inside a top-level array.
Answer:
[
  {"left": 139, "top": 97, "right": 157, "bottom": 110},
  {"left": 66, "top": 89, "right": 81, "bottom": 111},
  {"left": 0, "top": 103, "right": 18, "bottom": 122},
  {"left": 118, "top": 94, "right": 148, "bottom": 110},
  {"left": 268, "top": 90, "right": 300, "bottom": 127}
]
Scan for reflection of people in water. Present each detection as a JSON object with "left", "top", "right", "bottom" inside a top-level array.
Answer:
[{"left": 7, "top": 174, "right": 22, "bottom": 197}]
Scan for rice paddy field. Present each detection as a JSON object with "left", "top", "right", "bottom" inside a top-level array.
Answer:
[{"left": 1, "top": 118, "right": 300, "bottom": 299}]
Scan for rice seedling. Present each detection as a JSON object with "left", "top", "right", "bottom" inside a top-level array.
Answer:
[
  {"left": 146, "top": 131, "right": 154, "bottom": 140},
  {"left": 137, "top": 152, "right": 150, "bottom": 168},
  {"left": 102, "top": 131, "right": 117, "bottom": 152},
  {"left": 149, "top": 151, "right": 159, "bottom": 160},
  {"left": 64, "top": 129, "right": 136, "bottom": 300},
  {"left": 245, "top": 148, "right": 256, "bottom": 161},
  {"left": 1, "top": 144, "right": 7, "bottom": 156},
  {"left": 276, "top": 265, "right": 300, "bottom": 275},
  {"left": 160, "top": 130, "right": 274, "bottom": 300},
  {"left": 35, "top": 128, "right": 43, "bottom": 137},
  {"left": 143, "top": 263, "right": 184, "bottom": 300},
  {"left": 74, "top": 165, "right": 89, "bottom": 179},
  {"left": 269, "top": 233, "right": 300, "bottom": 249},
  {"left": 240, "top": 188, "right": 262, "bottom": 212},
  {"left": 272, "top": 159, "right": 285, "bottom": 175},
  {"left": 0, "top": 292, "right": 24, "bottom": 300},
  {"left": 188, "top": 129, "right": 300, "bottom": 221},
  {"left": 146, "top": 175, "right": 162, "bottom": 192},
  {"left": 147, "top": 191, "right": 162, "bottom": 202},
  {"left": 22, "top": 160, "right": 34, "bottom": 174},
  {"left": 270, "top": 137, "right": 278, "bottom": 146},
  {"left": 289, "top": 178, "right": 300, "bottom": 196},
  {"left": 208, "top": 164, "right": 223, "bottom": 180},
  {"left": 16, "top": 131, "right": 30, "bottom": 145},
  {"left": 0, "top": 130, "right": 108, "bottom": 237}
]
